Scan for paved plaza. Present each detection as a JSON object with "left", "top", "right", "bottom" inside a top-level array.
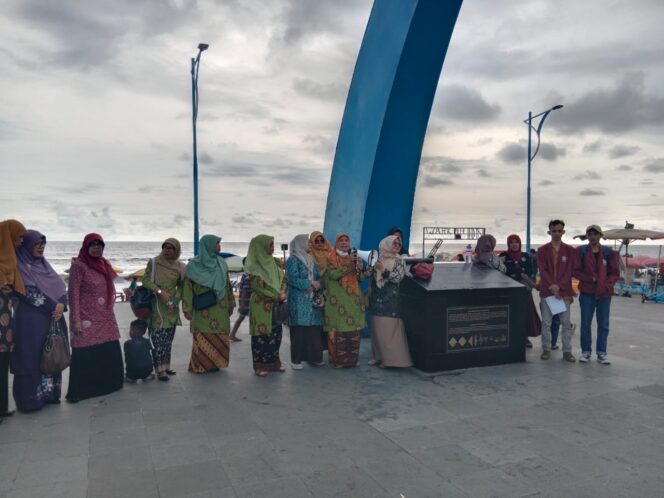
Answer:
[{"left": 1, "top": 296, "right": 663, "bottom": 498}]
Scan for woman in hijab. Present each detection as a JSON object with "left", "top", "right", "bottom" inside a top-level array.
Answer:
[
  {"left": 309, "top": 231, "right": 331, "bottom": 351},
  {"left": 11, "top": 230, "right": 68, "bottom": 411},
  {"left": 286, "top": 234, "right": 324, "bottom": 370},
  {"left": 66, "top": 233, "right": 124, "bottom": 402},
  {"left": 473, "top": 234, "right": 506, "bottom": 272},
  {"left": 386, "top": 226, "right": 409, "bottom": 256},
  {"left": 245, "top": 234, "right": 286, "bottom": 377},
  {"left": 323, "top": 233, "right": 366, "bottom": 368},
  {"left": 182, "top": 235, "right": 235, "bottom": 374},
  {"left": 0, "top": 220, "right": 27, "bottom": 417},
  {"left": 500, "top": 234, "right": 541, "bottom": 348},
  {"left": 367, "top": 235, "right": 412, "bottom": 368},
  {"left": 141, "top": 238, "right": 186, "bottom": 381}
]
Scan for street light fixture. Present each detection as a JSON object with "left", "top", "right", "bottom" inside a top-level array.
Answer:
[
  {"left": 524, "top": 104, "right": 563, "bottom": 253},
  {"left": 191, "top": 42, "right": 209, "bottom": 256}
]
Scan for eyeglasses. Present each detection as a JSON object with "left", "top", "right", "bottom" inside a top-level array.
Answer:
[
  {"left": 89, "top": 241, "right": 104, "bottom": 247},
  {"left": 34, "top": 240, "right": 46, "bottom": 247},
  {"left": 314, "top": 238, "right": 325, "bottom": 243}
]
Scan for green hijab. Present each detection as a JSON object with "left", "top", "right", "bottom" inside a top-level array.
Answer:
[
  {"left": 244, "top": 234, "right": 281, "bottom": 292},
  {"left": 185, "top": 234, "right": 229, "bottom": 299}
]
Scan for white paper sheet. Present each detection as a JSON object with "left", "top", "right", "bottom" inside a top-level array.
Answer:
[{"left": 544, "top": 295, "right": 567, "bottom": 315}]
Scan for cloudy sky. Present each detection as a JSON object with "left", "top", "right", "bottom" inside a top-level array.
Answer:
[{"left": 2, "top": 0, "right": 664, "bottom": 245}]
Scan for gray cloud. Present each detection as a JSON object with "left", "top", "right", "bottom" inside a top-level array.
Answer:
[
  {"left": 293, "top": 78, "right": 347, "bottom": 101},
  {"left": 573, "top": 170, "right": 602, "bottom": 180},
  {"left": 422, "top": 176, "right": 453, "bottom": 187},
  {"left": 303, "top": 134, "right": 335, "bottom": 156},
  {"left": 616, "top": 164, "right": 633, "bottom": 171},
  {"left": 60, "top": 183, "right": 102, "bottom": 194},
  {"left": 477, "top": 168, "right": 492, "bottom": 177},
  {"left": 583, "top": 140, "right": 603, "bottom": 153},
  {"left": 551, "top": 73, "right": 664, "bottom": 134},
  {"left": 435, "top": 85, "right": 501, "bottom": 122},
  {"left": 232, "top": 215, "right": 257, "bottom": 225},
  {"left": 173, "top": 215, "right": 188, "bottom": 225},
  {"left": 644, "top": 159, "right": 664, "bottom": 173},
  {"left": 539, "top": 179, "right": 555, "bottom": 186},
  {"left": 496, "top": 143, "right": 525, "bottom": 164},
  {"left": 539, "top": 143, "right": 566, "bottom": 161},
  {"left": 579, "top": 188, "right": 605, "bottom": 196},
  {"left": 608, "top": 144, "right": 640, "bottom": 159}
]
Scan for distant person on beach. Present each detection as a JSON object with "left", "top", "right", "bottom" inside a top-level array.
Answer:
[
  {"left": 66, "top": 233, "right": 124, "bottom": 402},
  {"left": 123, "top": 319, "right": 154, "bottom": 382},
  {"left": 537, "top": 220, "right": 576, "bottom": 363},
  {"left": 12, "top": 230, "right": 68, "bottom": 411},
  {"left": 285, "top": 234, "right": 324, "bottom": 370},
  {"left": 0, "top": 219, "right": 27, "bottom": 418},
  {"left": 500, "top": 234, "right": 541, "bottom": 349},
  {"left": 323, "top": 233, "right": 366, "bottom": 368},
  {"left": 140, "top": 238, "right": 186, "bottom": 381},
  {"left": 309, "top": 231, "right": 331, "bottom": 352},
  {"left": 229, "top": 258, "right": 250, "bottom": 342},
  {"left": 387, "top": 226, "right": 409, "bottom": 255},
  {"left": 245, "top": 234, "right": 286, "bottom": 377},
  {"left": 573, "top": 225, "right": 620, "bottom": 365},
  {"left": 367, "top": 235, "right": 412, "bottom": 368},
  {"left": 182, "top": 235, "right": 235, "bottom": 374}
]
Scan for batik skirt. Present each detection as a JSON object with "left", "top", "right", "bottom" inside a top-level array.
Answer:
[
  {"left": 150, "top": 326, "right": 176, "bottom": 372},
  {"left": 251, "top": 325, "right": 283, "bottom": 373},
  {"left": 189, "top": 332, "right": 229, "bottom": 373},
  {"left": 327, "top": 330, "right": 360, "bottom": 367}
]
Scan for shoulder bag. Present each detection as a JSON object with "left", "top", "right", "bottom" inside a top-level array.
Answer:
[{"left": 40, "top": 319, "right": 71, "bottom": 374}]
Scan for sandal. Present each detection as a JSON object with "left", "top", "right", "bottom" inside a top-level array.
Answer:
[
  {"left": 158, "top": 374, "right": 170, "bottom": 382},
  {"left": 230, "top": 336, "right": 242, "bottom": 342},
  {"left": 368, "top": 359, "right": 381, "bottom": 366},
  {"left": 254, "top": 371, "right": 268, "bottom": 377},
  {"left": 165, "top": 370, "right": 177, "bottom": 376}
]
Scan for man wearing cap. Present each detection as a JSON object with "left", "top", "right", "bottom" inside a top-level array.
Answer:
[
  {"left": 537, "top": 219, "right": 577, "bottom": 362},
  {"left": 573, "top": 225, "right": 620, "bottom": 364}
]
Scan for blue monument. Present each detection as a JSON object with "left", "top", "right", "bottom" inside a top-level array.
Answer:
[{"left": 323, "top": 0, "right": 463, "bottom": 250}]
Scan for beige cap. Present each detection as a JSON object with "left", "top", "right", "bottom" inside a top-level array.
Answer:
[{"left": 585, "top": 224, "right": 603, "bottom": 235}]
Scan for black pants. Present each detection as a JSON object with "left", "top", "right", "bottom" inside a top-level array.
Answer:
[{"left": 0, "top": 352, "right": 9, "bottom": 412}]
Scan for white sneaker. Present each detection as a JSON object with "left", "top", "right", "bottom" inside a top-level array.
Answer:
[
  {"left": 579, "top": 354, "right": 590, "bottom": 363},
  {"left": 597, "top": 355, "right": 611, "bottom": 365},
  {"left": 291, "top": 363, "right": 303, "bottom": 370}
]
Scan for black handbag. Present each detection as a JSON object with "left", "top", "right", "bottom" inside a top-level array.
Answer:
[
  {"left": 193, "top": 289, "right": 217, "bottom": 310},
  {"left": 40, "top": 319, "right": 71, "bottom": 374},
  {"left": 312, "top": 288, "right": 326, "bottom": 308},
  {"left": 272, "top": 300, "right": 289, "bottom": 325}
]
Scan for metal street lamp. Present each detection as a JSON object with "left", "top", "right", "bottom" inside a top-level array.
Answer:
[
  {"left": 191, "top": 42, "right": 209, "bottom": 256},
  {"left": 524, "top": 104, "right": 563, "bottom": 253}
]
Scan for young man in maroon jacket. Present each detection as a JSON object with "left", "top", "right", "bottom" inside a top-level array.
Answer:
[
  {"left": 537, "top": 220, "right": 576, "bottom": 362},
  {"left": 572, "top": 225, "right": 620, "bottom": 364}
]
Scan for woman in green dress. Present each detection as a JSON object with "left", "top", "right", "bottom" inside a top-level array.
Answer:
[
  {"left": 140, "top": 238, "right": 185, "bottom": 381},
  {"left": 182, "top": 235, "right": 235, "bottom": 374},
  {"left": 323, "top": 233, "right": 366, "bottom": 368},
  {"left": 245, "top": 234, "right": 286, "bottom": 377}
]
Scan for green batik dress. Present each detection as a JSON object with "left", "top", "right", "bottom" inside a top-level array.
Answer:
[{"left": 249, "top": 271, "right": 286, "bottom": 372}]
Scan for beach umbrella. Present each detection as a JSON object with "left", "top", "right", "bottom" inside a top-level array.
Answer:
[{"left": 622, "top": 255, "right": 662, "bottom": 268}]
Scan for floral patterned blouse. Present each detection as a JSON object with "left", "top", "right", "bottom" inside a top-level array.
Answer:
[
  {"left": 322, "top": 265, "right": 366, "bottom": 334},
  {"left": 181, "top": 277, "right": 235, "bottom": 335},
  {"left": 368, "top": 259, "right": 406, "bottom": 318}
]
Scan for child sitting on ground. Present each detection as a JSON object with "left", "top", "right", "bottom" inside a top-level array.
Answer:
[{"left": 123, "top": 319, "right": 155, "bottom": 383}]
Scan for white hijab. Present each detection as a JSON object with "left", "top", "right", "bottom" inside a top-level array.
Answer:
[
  {"left": 289, "top": 234, "right": 315, "bottom": 281},
  {"left": 376, "top": 235, "right": 399, "bottom": 288}
]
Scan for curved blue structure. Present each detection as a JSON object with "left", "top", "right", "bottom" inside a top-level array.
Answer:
[{"left": 323, "top": 0, "right": 463, "bottom": 250}]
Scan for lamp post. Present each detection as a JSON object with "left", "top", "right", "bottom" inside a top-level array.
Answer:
[
  {"left": 191, "top": 42, "right": 209, "bottom": 256},
  {"left": 524, "top": 104, "right": 563, "bottom": 253}
]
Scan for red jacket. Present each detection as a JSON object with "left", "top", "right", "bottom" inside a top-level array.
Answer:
[
  {"left": 537, "top": 242, "right": 575, "bottom": 298},
  {"left": 572, "top": 244, "right": 620, "bottom": 298}
]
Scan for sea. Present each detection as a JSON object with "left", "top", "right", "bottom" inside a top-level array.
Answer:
[{"left": 47, "top": 240, "right": 664, "bottom": 278}]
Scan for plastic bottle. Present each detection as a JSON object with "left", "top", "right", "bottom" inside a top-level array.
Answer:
[{"left": 464, "top": 244, "right": 473, "bottom": 262}]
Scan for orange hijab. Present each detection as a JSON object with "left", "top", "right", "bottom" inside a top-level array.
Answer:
[
  {"left": 308, "top": 231, "right": 331, "bottom": 275},
  {"left": 327, "top": 233, "right": 360, "bottom": 295},
  {"left": 0, "top": 219, "right": 27, "bottom": 295}
]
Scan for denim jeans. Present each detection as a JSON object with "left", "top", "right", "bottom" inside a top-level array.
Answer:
[
  {"left": 540, "top": 298, "right": 572, "bottom": 353},
  {"left": 550, "top": 314, "right": 561, "bottom": 346},
  {"left": 579, "top": 292, "right": 611, "bottom": 356}
]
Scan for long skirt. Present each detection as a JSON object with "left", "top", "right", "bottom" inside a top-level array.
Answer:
[
  {"left": 66, "top": 340, "right": 124, "bottom": 401},
  {"left": 150, "top": 326, "right": 176, "bottom": 373},
  {"left": 251, "top": 325, "right": 283, "bottom": 373},
  {"left": 289, "top": 325, "right": 323, "bottom": 364},
  {"left": 527, "top": 292, "right": 542, "bottom": 338},
  {"left": 189, "top": 332, "right": 229, "bottom": 374},
  {"left": 370, "top": 316, "right": 413, "bottom": 368},
  {"left": 13, "top": 372, "right": 61, "bottom": 412},
  {"left": 327, "top": 330, "right": 360, "bottom": 367}
]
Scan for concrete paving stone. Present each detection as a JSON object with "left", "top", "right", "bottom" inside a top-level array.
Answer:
[
  {"left": 410, "top": 442, "right": 492, "bottom": 480},
  {"left": 0, "top": 443, "right": 25, "bottom": 491},
  {"left": 586, "top": 428, "right": 664, "bottom": 472},
  {"left": 459, "top": 434, "right": 539, "bottom": 467},
  {"left": 497, "top": 455, "right": 576, "bottom": 488},
  {"left": 221, "top": 451, "right": 293, "bottom": 488},
  {"left": 7, "top": 480, "right": 87, "bottom": 498},
  {"left": 383, "top": 419, "right": 491, "bottom": 452},
  {"left": 632, "top": 384, "right": 664, "bottom": 401},
  {"left": 90, "top": 410, "right": 142, "bottom": 433},
  {"left": 87, "top": 445, "right": 153, "bottom": 480},
  {"left": 299, "top": 465, "right": 388, "bottom": 498},
  {"left": 539, "top": 419, "right": 616, "bottom": 447},
  {"left": 155, "top": 459, "right": 232, "bottom": 498},
  {"left": 234, "top": 476, "right": 314, "bottom": 498},
  {"left": 150, "top": 437, "right": 217, "bottom": 471},
  {"left": 170, "top": 489, "right": 237, "bottom": 498},
  {"left": 87, "top": 469, "right": 159, "bottom": 498},
  {"left": 89, "top": 397, "right": 141, "bottom": 417},
  {"left": 89, "top": 424, "right": 149, "bottom": 454},
  {"left": 12, "top": 455, "right": 87, "bottom": 489},
  {"left": 448, "top": 467, "right": 535, "bottom": 498},
  {"left": 0, "top": 421, "right": 34, "bottom": 445},
  {"left": 209, "top": 431, "right": 274, "bottom": 462},
  {"left": 22, "top": 436, "right": 90, "bottom": 463},
  {"left": 145, "top": 419, "right": 207, "bottom": 445}
]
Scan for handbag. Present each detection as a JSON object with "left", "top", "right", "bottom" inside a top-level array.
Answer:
[
  {"left": 272, "top": 300, "right": 289, "bottom": 325},
  {"left": 193, "top": 289, "right": 217, "bottom": 310},
  {"left": 130, "top": 257, "right": 157, "bottom": 319},
  {"left": 40, "top": 319, "right": 71, "bottom": 374},
  {"left": 312, "top": 288, "right": 326, "bottom": 308},
  {"left": 410, "top": 261, "right": 434, "bottom": 281}
]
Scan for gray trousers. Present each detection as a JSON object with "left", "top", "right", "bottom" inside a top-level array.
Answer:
[{"left": 540, "top": 298, "right": 572, "bottom": 353}]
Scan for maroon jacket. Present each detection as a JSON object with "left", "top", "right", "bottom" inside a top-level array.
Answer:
[
  {"left": 572, "top": 244, "right": 620, "bottom": 298},
  {"left": 537, "top": 242, "right": 575, "bottom": 298}
]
